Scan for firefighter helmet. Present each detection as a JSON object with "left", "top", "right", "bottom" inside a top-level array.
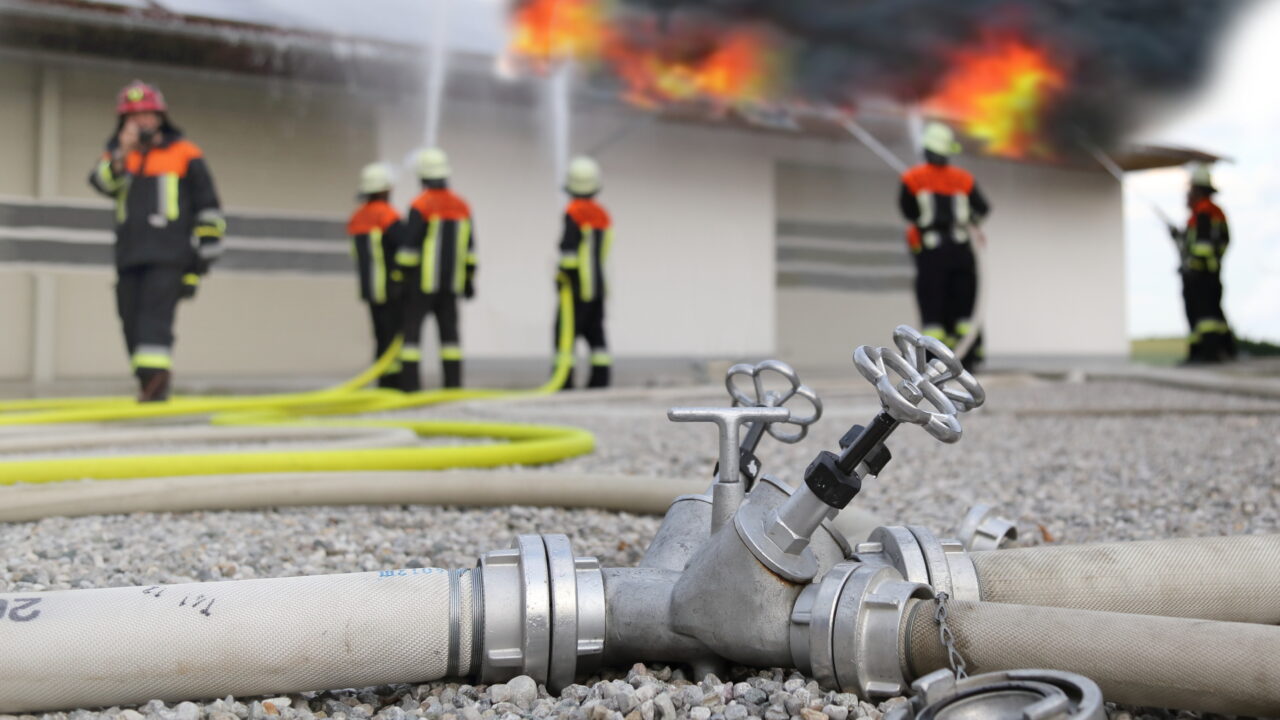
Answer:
[
  {"left": 417, "top": 148, "right": 451, "bottom": 181},
  {"left": 922, "top": 121, "right": 961, "bottom": 156},
  {"left": 359, "top": 163, "right": 394, "bottom": 195},
  {"left": 566, "top": 156, "right": 601, "bottom": 195},
  {"left": 1190, "top": 162, "right": 1216, "bottom": 192},
  {"left": 116, "top": 80, "right": 167, "bottom": 115}
]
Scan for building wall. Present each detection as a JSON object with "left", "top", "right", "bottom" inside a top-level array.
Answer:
[
  {"left": 378, "top": 94, "right": 777, "bottom": 360},
  {"left": 773, "top": 140, "right": 1128, "bottom": 363},
  {"left": 0, "top": 59, "right": 38, "bottom": 198}
]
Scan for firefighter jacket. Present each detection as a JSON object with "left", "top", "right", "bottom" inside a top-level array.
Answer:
[
  {"left": 558, "top": 198, "right": 613, "bottom": 302},
  {"left": 399, "top": 189, "right": 476, "bottom": 297},
  {"left": 347, "top": 199, "right": 406, "bottom": 305},
  {"left": 88, "top": 130, "right": 224, "bottom": 270},
  {"left": 898, "top": 163, "right": 990, "bottom": 254},
  {"left": 1178, "top": 198, "right": 1229, "bottom": 274}
]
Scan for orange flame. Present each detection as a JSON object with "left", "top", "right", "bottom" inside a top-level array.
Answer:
[
  {"left": 607, "top": 28, "right": 779, "bottom": 110},
  {"left": 925, "top": 35, "right": 1066, "bottom": 158},
  {"left": 510, "top": 0, "right": 611, "bottom": 64},
  {"left": 509, "top": 0, "right": 780, "bottom": 111}
]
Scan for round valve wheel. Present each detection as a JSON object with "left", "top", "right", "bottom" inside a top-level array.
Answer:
[
  {"left": 853, "top": 325, "right": 985, "bottom": 443},
  {"left": 725, "top": 359, "right": 823, "bottom": 443}
]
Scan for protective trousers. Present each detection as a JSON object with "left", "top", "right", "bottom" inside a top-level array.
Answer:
[
  {"left": 1182, "top": 270, "right": 1234, "bottom": 362},
  {"left": 913, "top": 243, "right": 982, "bottom": 370},
  {"left": 115, "top": 263, "right": 184, "bottom": 401},
  {"left": 554, "top": 297, "right": 610, "bottom": 390},
  {"left": 369, "top": 300, "right": 403, "bottom": 389},
  {"left": 400, "top": 292, "right": 461, "bottom": 391}
]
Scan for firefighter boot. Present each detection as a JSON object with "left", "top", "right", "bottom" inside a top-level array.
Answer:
[
  {"left": 400, "top": 361, "right": 422, "bottom": 393},
  {"left": 442, "top": 359, "right": 462, "bottom": 389},
  {"left": 587, "top": 350, "right": 611, "bottom": 388},
  {"left": 137, "top": 368, "right": 171, "bottom": 403}
]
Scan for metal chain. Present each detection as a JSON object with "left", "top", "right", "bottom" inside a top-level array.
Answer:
[{"left": 934, "top": 592, "right": 968, "bottom": 679}]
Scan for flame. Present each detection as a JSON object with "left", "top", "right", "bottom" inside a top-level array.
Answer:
[
  {"left": 925, "top": 35, "right": 1065, "bottom": 158},
  {"left": 607, "top": 28, "right": 779, "bottom": 110},
  {"left": 509, "top": 0, "right": 780, "bottom": 110},
  {"left": 509, "top": 0, "right": 611, "bottom": 64}
]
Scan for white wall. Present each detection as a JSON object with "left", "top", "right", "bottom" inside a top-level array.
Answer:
[
  {"left": 772, "top": 137, "right": 1128, "bottom": 361},
  {"left": 378, "top": 95, "right": 777, "bottom": 360}
]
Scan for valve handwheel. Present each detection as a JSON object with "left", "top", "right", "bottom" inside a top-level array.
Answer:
[
  {"left": 725, "top": 359, "right": 823, "bottom": 444},
  {"left": 854, "top": 325, "right": 984, "bottom": 443}
]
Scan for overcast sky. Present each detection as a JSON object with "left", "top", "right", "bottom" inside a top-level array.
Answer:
[{"left": 1125, "top": 0, "right": 1280, "bottom": 342}]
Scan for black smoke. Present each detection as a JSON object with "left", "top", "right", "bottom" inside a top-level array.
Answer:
[{"left": 602, "top": 0, "right": 1249, "bottom": 151}]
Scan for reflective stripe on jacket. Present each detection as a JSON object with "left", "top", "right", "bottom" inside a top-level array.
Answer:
[
  {"left": 88, "top": 132, "right": 223, "bottom": 269},
  {"left": 347, "top": 199, "right": 405, "bottom": 304},
  {"left": 558, "top": 198, "right": 613, "bottom": 302}
]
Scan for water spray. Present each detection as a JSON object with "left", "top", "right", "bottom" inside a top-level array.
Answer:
[{"left": 423, "top": 0, "right": 452, "bottom": 149}]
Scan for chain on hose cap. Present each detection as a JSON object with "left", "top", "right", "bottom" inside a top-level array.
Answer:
[{"left": 883, "top": 669, "right": 1105, "bottom": 720}]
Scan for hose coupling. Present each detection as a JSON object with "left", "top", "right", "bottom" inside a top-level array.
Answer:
[
  {"left": 477, "top": 534, "right": 606, "bottom": 691},
  {"left": 956, "top": 504, "right": 1018, "bottom": 551},
  {"left": 853, "top": 526, "right": 980, "bottom": 602},
  {"left": 790, "top": 561, "right": 933, "bottom": 698},
  {"left": 883, "top": 668, "right": 1105, "bottom": 720}
]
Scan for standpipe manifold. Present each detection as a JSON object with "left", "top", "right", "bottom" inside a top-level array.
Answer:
[{"left": 476, "top": 326, "right": 987, "bottom": 688}]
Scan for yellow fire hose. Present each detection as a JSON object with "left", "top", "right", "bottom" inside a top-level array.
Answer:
[{"left": 0, "top": 279, "right": 593, "bottom": 484}]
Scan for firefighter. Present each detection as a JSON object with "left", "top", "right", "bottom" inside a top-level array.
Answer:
[
  {"left": 88, "top": 80, "right": 224, "bottom": 402},
  {"left": 554, "top": 156, "right": 614, "bottom": 390},
  {"left": 898, "top": 121, "right": 991, "bottom": 372},
  {"left": 347, "top": 163, "right": 407, "bottom": 389},
  {"left": 1173, "top": 163, "right": 1235, "bottom": 364},
  {"left": 396, "top": 148, "right": 476, "bottom": 391}
]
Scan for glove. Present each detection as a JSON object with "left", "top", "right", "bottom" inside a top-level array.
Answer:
[{"left": 464, "top": 275, "right": 476, "bottom": 300}]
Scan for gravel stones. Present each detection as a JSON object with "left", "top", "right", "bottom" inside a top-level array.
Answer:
[{"left": 1, "top": 378, "right": 1272, "bottom": 720}]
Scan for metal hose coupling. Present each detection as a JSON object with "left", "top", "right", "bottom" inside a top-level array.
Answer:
[
  {"left": 884, "top": 669, "right": 1105, "bottom": 720},
  {"left": 789, "top": 561, "right": 933, "bottom": 699},
  {"left": 852, "top": 526, "right": 980, "bottom": 602},
  {"left": 476, "top": 534, "right": 606, "bottom": 691}
]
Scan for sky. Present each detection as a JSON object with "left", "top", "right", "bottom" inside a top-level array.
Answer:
[{"left": 1124, "top": 0, "right": 1280, "bottom": 342}]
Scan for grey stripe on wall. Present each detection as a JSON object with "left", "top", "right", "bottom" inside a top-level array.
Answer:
[
  {"left": 776, "top": 219, "right": 914, "bottom": 293},
  {"left": 0, "top": 201, "right": 346, "bottom": 242},
  {"left": 0, "top": 238, "right": 351, "bottom": 274}
]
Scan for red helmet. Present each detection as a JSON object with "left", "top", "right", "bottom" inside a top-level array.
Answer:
[{"left": 116, "top": 80, "right": 167, "bottom": 115}]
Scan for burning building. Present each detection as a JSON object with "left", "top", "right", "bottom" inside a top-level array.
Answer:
[{"left": 0, "top": 0, "right": 1230, "bottom": 387}]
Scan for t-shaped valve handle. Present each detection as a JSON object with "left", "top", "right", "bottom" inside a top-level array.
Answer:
[
  {"left": 668, "top": 406, "right": 790, "bottom": 532},
  {"left": 721, "top": 359, "right": 823, "bottom": 489}
]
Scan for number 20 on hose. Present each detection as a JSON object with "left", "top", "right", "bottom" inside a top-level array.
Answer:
[{"left": 0, "top": 597, "right": 41, "bottom": 622}]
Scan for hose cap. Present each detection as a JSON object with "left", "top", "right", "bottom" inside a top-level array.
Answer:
[{"left": 884, "top": 669, "right": 1105, "bottom": 720}]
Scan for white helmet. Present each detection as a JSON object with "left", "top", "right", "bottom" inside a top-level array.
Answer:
[
  {"left": 1190, "top": 162, "right": 1216, "bottom": 191},
  {"left": 417, "top": 147, "right": 451, "bottom": 181},
  {"left": 922, "top": 121, "right": 961, "bottom": 156},
  {"left": 359, "top": 162, "right": 393, "bottom": 195},
  {"left": 566, "top": 155, "right": 602, "bottom": 195}
]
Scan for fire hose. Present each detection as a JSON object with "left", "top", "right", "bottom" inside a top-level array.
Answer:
[
  {"left": 0, "top": 279, "right": 594, "bottom": 484},
  {"left": 3, "top": 325, "right": 1277, "bottom": 717}
]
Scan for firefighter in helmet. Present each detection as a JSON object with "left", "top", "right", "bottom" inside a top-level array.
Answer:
[
  {"left": 554, "top": 156, "right": 614, "bottom": 389},
  {"left": 898, "top": 122, "right": 991, "bottom": 372},
  {"left": 395, "top": 148, "right": 477, "bottom": 391},
  {"left": 347, "top": 163, "right": 408, "bottom": 388},
  {"left": 88, "top": 80, "right": 224, "bottom": 402},
  {"left": 1173, "top": 163, "right": 1235, "bottom": 363}
]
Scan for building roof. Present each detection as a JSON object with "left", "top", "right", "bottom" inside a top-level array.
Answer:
[{"left": 0, "top": 0, "right": 1220, "bottom": 171}]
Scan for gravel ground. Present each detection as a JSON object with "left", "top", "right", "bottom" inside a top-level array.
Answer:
[{"left": 2, "top": 374, "right": 1278, "bottom": 720}]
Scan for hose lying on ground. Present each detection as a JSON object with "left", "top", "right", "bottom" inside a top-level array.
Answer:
[
  {"left": 904, "top": 598, "right": 1280, "bottom": 717},
  {"left": 971, "top": 534, "right": 1280, "bottom": 624},
  {"left": 0, "top": 280, "right": 593, "bottom": 483},
  {"left": 0, "top": 569, "right": 476, "bottom": 712}
]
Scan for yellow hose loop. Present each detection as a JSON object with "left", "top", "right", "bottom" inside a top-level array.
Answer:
[{"left": 0, "top": 279, "right": 587, "bottom": 484}]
